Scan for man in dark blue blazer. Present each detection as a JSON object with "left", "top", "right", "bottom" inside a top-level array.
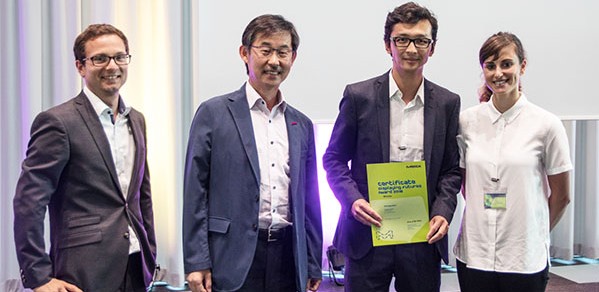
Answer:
[
  {"left": 323, "top": 3, "right": 461, "bottom": 291},
  {"left": 183, "top": 14, "right": 322, "bottom": 292}
]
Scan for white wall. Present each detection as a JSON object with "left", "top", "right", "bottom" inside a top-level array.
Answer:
[{"left": 197, "top": 0, "right": 599, "bottom": 121}]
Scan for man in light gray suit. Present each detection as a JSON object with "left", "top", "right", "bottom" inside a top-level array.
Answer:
[
  {"left": 13, "top": 24, "right": 156, "bottom": 292},
  {"left": 183, "top": 14, "right": 322, "bottom": 292}
]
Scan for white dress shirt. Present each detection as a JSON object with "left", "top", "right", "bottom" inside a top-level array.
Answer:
[
  {"left": 85, "top": 86, "right": 141, "bottom": 254},
  {"left": 389, "top": 70, "right": 425, "bottom": 162},
  {"left": 454, "top": 94, "right": 572, "bottom": 273},
  {"left": 245, "top": 83, "right": 292, "bottom": 230}
]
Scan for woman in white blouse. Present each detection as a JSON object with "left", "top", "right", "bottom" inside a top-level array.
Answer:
[{"left": 454, "top": 32, "right": 572, "bottom": 292}]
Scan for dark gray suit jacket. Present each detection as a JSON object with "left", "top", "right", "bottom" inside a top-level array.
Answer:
[
  {"left": 13, "top": 92, "right": 157, "bottom": 291},
  {"left": 183, "top": 84, "right": 322, "bottom": 292},
  {"left": 323, "top": 72, "right": 462, "bottom": 263}
]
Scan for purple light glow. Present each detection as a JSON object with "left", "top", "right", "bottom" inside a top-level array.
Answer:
[{"left": 314, "top": 123, "right": 341, "bottom": 268}]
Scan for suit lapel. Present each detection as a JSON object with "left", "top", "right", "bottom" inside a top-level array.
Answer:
[
  {"left": 377, "top": 73, "right": 391, "bottom": 162},
  {"left": 227, "top": 86, "right": 260, "bottom": 186},
  {"left": 423, "top": 79, "right": 436, "bottom": 178},
  {"left": 74, "top": 92, "right": 124, "bottom": 199}
]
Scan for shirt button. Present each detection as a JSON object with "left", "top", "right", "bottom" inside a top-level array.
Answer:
[
  {"left": 273, "top": 186, "right": 276, "bottom": 190},
  {"left": 271, "top": 163, "right": 275, "bottom": 167},
  {"left": 123, "top": 232, "right": 130, "bottom": 239}
]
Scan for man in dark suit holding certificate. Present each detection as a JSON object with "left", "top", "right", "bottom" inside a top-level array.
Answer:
[{"left": 323, "top": 2, "right": 462, "bottom": 291}]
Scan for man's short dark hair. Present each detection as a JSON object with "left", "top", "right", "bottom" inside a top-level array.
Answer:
[
  {"left": 384, "top": 2, "right": 438, "bottom": 47},
  {"left": 73, "top": 24, "right": 129, "bottom": 62},
  {"left": 241, "top": 14, "right": 299, "bottom": 52}
]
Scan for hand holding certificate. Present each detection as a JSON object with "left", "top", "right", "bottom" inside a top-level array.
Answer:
[{"left": 366, "top": 161, "right": 429, "bottom": 246}]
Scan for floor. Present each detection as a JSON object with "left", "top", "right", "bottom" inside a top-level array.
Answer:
[
  {"left": 319, "top": 256, "right": 599, "bottom": 292},
  {"left": 4, "top": 258, "right": 597, "bottom": 291}
]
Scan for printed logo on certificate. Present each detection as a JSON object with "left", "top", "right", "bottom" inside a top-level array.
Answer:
[{"left": 366, "top": 161, "right": 429, "bottom": 246}]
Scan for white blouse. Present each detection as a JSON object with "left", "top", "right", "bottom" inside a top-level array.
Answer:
[{"left": 454, "top": 94, "right": 572, "bottom": 273}]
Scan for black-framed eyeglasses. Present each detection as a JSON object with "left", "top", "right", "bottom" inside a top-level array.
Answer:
[
  {"left": 390, "top": 37, "right": 434, "bottom": 49},
  {"left": 251, "top": 45, "right": 292, "bottom": 59},
  {"left": 82, "top": 54, "right": 131, "bottom": 67}
]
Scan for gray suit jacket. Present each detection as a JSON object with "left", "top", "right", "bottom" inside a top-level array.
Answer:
[
  {"left": 13, "top": 92, "right": 157, "bottom": 291},
  {"left": 323, "top": 72, "right": 462, "bottom": 263},
  {"left": 183, "top": 84, "right": 322, "bottom": 291}
]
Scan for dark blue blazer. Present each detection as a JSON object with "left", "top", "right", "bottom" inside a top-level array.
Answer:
[
  {"left": 323, "top": 72, "right": 461, "bottom": 263},
  {"left": 182, "top": 84, "right": 323, "bottom": 291}
]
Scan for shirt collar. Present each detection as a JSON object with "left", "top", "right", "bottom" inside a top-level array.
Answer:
[
  {"left": 84, "top": 86, "right": 130, "bottom": 117},
  {"left": 486, "top": 93, "right": 528, "bottom": 124},
  {"left": 245, "top": 82, "right": 287, "bottom": 112},
  {"left": 388, "top": 70, "right": 425, "bottom": 105}
]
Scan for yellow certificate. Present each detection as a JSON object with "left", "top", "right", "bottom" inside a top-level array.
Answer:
[{"left": 367, "top": 161, "right": 429, "bottom": 246}]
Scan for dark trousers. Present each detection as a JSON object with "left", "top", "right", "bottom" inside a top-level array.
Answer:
[
  {"left": 117, "top": 252, "right": 146, "bottom": 292},
  {"left": 456, "top": 260, "right": 549, "bottom": 292},
  {"left": 238, "top": 226, "right": 297, "bottom": 292},
  {"left": 345, "top": 242, "right": 441, "bottom": 292}
]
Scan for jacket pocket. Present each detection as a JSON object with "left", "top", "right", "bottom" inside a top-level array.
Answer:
[
  {"left": 59, "top": 229, "right": 102, "bottom": 249},
  {"left": 208, "top": 217, "right": 230, "bottom": 234},
  {"left": 66, "top": 215, "right": 101, "bottom": 228}
]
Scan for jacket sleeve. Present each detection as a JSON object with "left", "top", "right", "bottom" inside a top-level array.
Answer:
[
  {"left": 182, "top": 103, "right": 214, "bottom": 273},
  {"left": 322, "top": 85, "right": 364, "bottom": 210},
  {"left": 13, "top": 111, "right": 69, "bottom": 289},
  {"left": 430, "top": 95, "right": 462, "bottom": 224}
]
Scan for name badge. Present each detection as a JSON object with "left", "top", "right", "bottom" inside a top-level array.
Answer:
[{"left": 484, "top": 191, "right": 506, "bottom": 209}]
